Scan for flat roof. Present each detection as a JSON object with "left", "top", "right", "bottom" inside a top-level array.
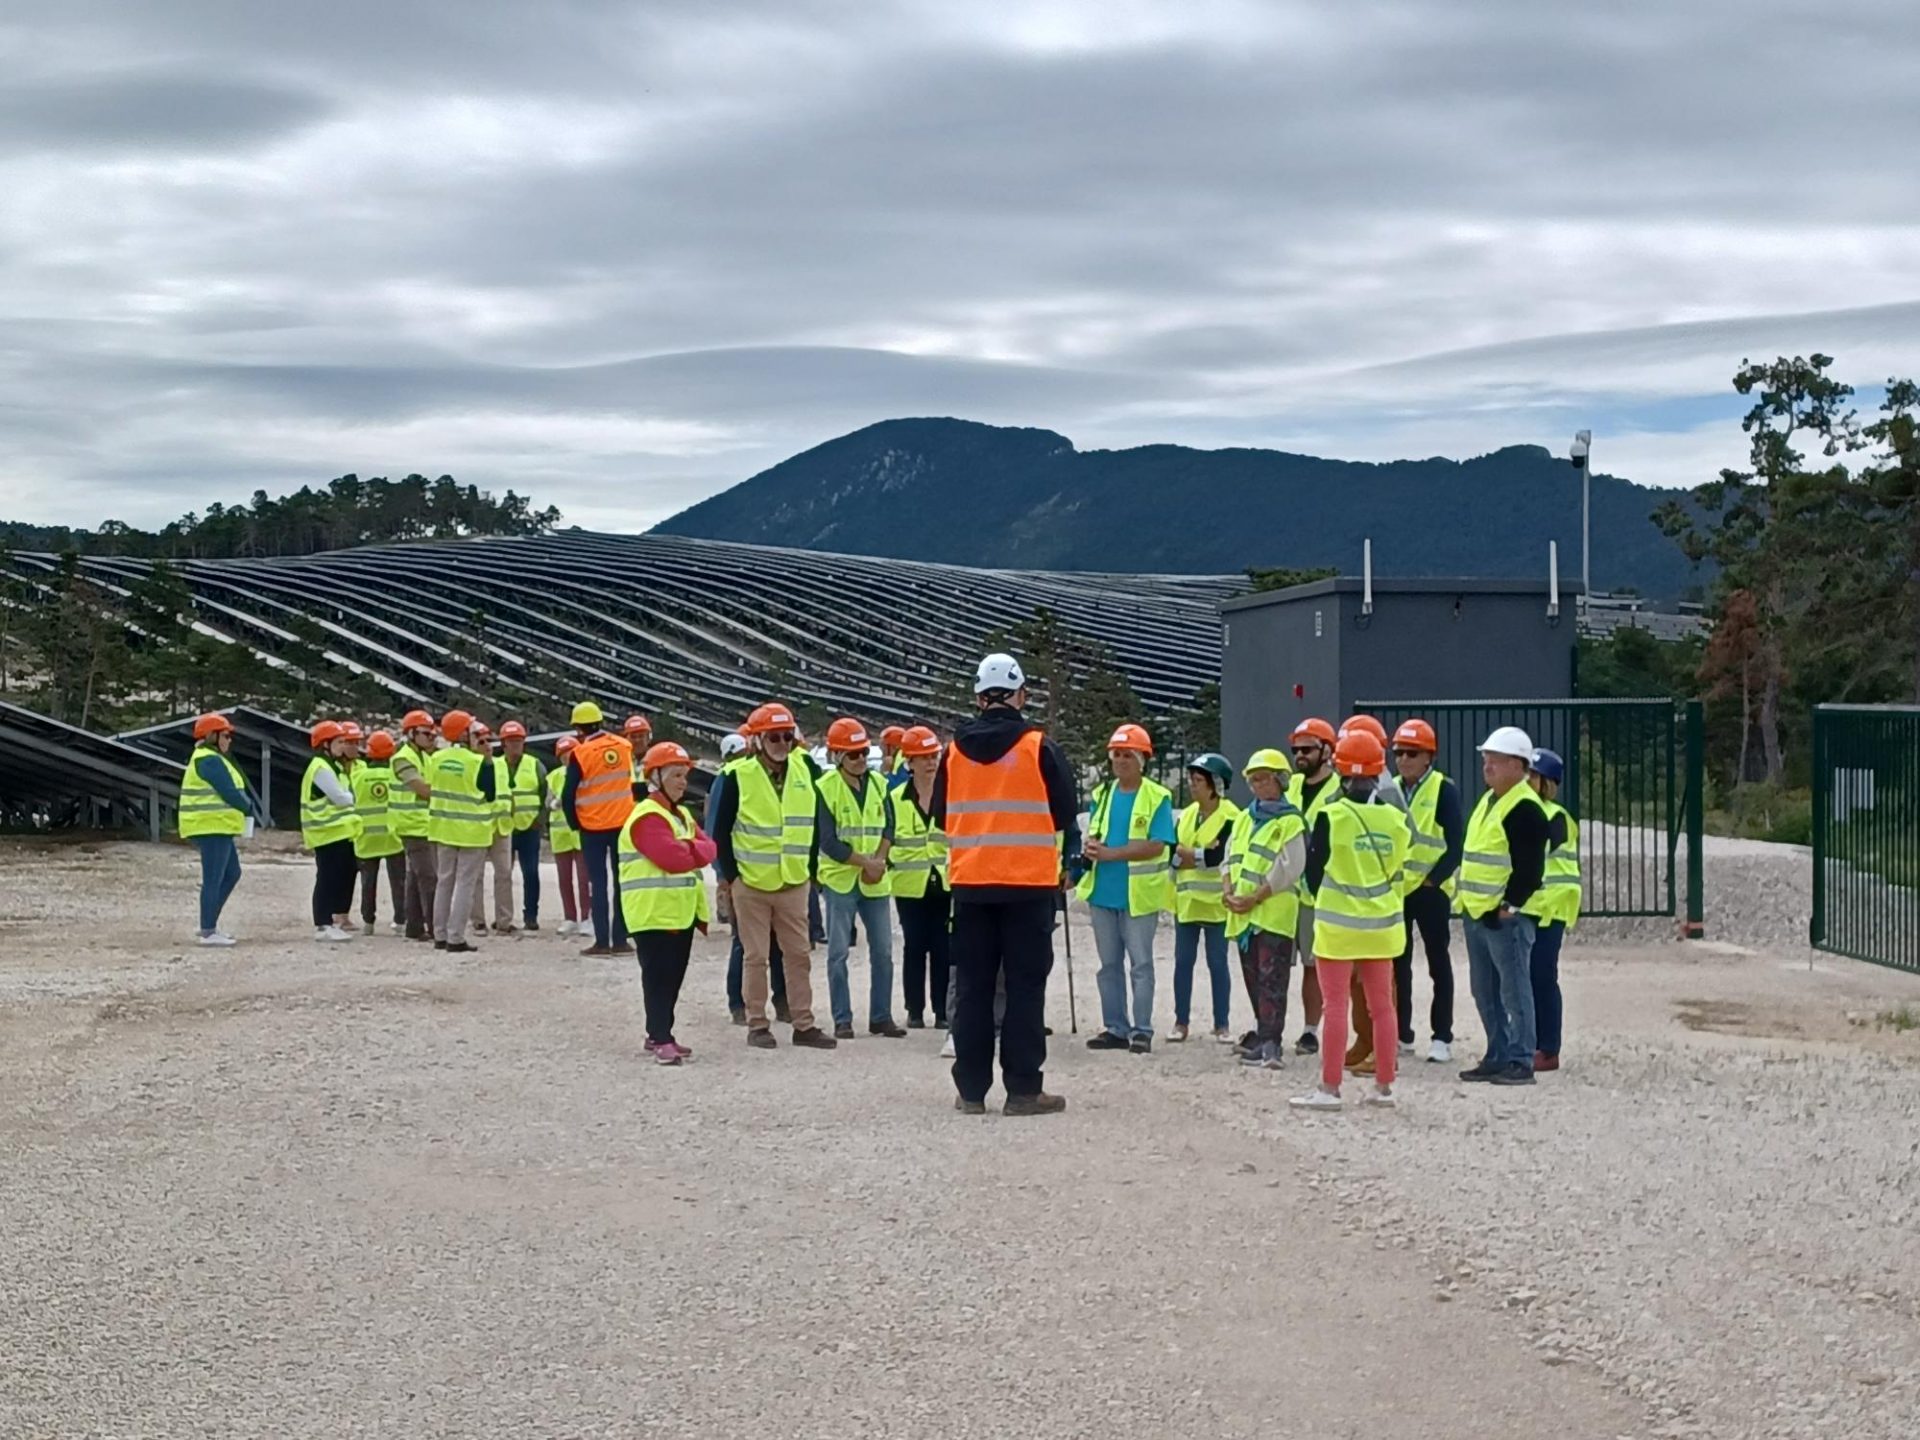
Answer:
[{"left": 1220, "top": 575, "right": 1583, "bottom": 614}]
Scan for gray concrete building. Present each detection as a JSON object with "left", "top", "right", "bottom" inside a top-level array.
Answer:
[{"left": 1220, "top": 577, "right": 1577, "bottom": 773}]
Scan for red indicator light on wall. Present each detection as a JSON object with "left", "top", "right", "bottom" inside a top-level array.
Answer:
[{"left": 1294, "top": 684, "right": 1305, "bottom": 699}]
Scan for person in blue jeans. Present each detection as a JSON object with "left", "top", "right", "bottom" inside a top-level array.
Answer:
[
  {"left": 176, "top": 713, "right": 264, "bottom": 945},
  {"left": 1169, "top": 753, "right": 1242, "bottom": 1042},
  {"left": 1456, "top": 727, "right": 1551, "bottom": 1087},
  {"left": 815, "top": 720, "right": 906, "bottom": 1040},
  {"left": 1076, "top": 724, "right": 1176, "bottom": 1055}
]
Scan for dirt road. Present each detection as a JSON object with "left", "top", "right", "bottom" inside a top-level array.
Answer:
[{"left": 3, "top": 838, "right": 1916, "bottom": 1438}]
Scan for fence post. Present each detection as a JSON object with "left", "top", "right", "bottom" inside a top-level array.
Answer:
[
  {"left": 1809, "top": 706, "right": 1826, "bottom": 949},
  {"left": 1684, "top": 699, "right": 1705, "bottom": 938}
]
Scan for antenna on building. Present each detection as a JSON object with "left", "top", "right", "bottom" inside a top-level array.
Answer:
[{"left": 1547, "top": 540, "right": 1561, "bottom": 625}]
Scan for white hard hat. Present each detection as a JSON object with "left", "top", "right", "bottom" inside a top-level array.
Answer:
[
  {"left": 719, "top": 733, "right": 747, "bottom": 758},
  {"left": 1479, "top": 725, "right": 1535, "bottom": 760},
  {"left": 974, "top": 652, "right": 1025, "bottom": 694}
]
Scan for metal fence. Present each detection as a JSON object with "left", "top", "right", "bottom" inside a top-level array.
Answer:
[
  {"left": 1811, "top": 704, "right": 1920, "bottom": 973},
  {"left": 1356, "top": 697, "right": 1704, "bottom": 924}
]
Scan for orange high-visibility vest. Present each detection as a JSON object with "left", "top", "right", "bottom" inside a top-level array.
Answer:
[
  {"left": 572, "top": 731, "right": 636, "bottom": 831},
  {"left": 946, "top": 729, "right": 1058, "bottom": 889}
]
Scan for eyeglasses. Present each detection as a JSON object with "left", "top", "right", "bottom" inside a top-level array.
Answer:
[
  {"left": 762, "top": 731, "right": 796, "bottom": 745},
  {"left": 1392, "top": 749, "right": 1423, "bottom": 759}
]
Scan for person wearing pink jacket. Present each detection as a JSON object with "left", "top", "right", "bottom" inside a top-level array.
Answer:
[{"left": 619, "top": 742, "right": 719, "bottom": 1066}]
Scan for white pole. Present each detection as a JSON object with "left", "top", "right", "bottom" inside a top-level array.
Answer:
[
  {"left": 1362, "top": 537, "right": 1374, "bottom": 615},
  {"left": 1571, "top": 430, "right": 1593, "bottom": 625},
  {"left": 1548, "top": 540, "right": 1559, "bottom": 617}
]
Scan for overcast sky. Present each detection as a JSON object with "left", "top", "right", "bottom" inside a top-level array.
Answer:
[{"left": 5, "top": 0, "right": 1918, "bottom": 532}]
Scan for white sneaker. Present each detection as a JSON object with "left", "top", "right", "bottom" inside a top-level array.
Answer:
[
  {"left": 389, "top": 921, "right": 405, "bottom": 936},
  {"left": 557, "top": 920, "right": 575, "bottom": 937},
  {"left": 1365, "top": 1088, "right": 1398, "bottom": 1107},
  {"left": 939, "top": 1036, "right": 956, "bottom": 1059},
  {"left": 1398, "top": 1041, "right": 1416, "bottom": 1057},
  {"left": 1288, "top": 1090, "right": 1343, "bottom": 1111},
  {"left": 1427, "top": 1039, "right": 1452, "bottom": 1064},
  {"left": 196, "top": 932, "right": 235, "bottom": 947},
  {"left": 316, "top": 925, "right": 353, "bottom": 943}
]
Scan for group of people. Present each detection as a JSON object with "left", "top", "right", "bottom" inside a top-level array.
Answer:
[{"left": 175, "top": 651, "right": 1580, "bottom": 1104}]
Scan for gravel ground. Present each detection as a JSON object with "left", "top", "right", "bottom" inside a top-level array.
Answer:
[{"left": 3, "top": 836, "right": 1917, "bottom": 1438}]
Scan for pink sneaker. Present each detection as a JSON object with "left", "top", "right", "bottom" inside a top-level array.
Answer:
[
  {"left": 653, "top": 1042, "right": 687, "bottom": 1066},
  {"left": 643, "top": 1037, "right": 662, "bottom": 1053}
]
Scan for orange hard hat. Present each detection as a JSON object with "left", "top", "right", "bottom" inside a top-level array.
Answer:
[
  {"left": 1392, "top": 718, "right": 1438, "bottom": 753},
  {"left": 340, "top": 720, "right": 365, "bottom": 742},
  {"left": 826, "top": 717, "right": 870, "bottom": 752},
  {"left": 745, "top": 702, "right": 797, "bottom": 736},
  {"left": 1333, "top": 731, "right": 1387, "bottom": 778},
  {"left": 623, "top": 713, "right": 653, "bottom": 738},
  {"left": 1291, "top": 717, "right": 1337, "bottom": 747},
  {"left": 641, "top": 740, "right": 693, "bottom": 773},
  {"left": 400, "top": 708, "right": 435, "bottom": 732},
  {"left": 191, "top": 713, "right": 233, "bottom": 742},
  {"left": 498, "top": 720, "right": 528, "bottom": 739},
  {"left": 310, "top": 720, "right": 346, "bottom": 749},
  {"left": 440, "top": 709, "right": 474, "bottom": 743},
  {"left": 881, "top": 725, "right": 906, "bottom": 748},
  {"left": 469, "top": 721, "right": 492, "bottom": 740},
  {"left": 1106, "top": 722, "right": 1153, "bottom": 756},
  {"left": 554, "top": 735, "right": 578, "bottom": 757},
  {"left": 366, "top": 730, "right": 397, "bottom": 760},
  {"left": 899, "top": 725, "right": 941, "bottom": 758},
  {"left": 1340, "top": 714, "right": 1388, "bottom": 744}
]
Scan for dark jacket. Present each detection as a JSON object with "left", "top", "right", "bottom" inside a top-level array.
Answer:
[{"left": 930, "top": 705, "right": 1079, "bottom": 905}]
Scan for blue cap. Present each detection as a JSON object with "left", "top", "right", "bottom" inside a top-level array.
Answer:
[{"left": 1530, "top": 748, "right": 1565, "bottom": 783}]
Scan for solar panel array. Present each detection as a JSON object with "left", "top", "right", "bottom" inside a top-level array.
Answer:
[{"left": 5, "top": 532, "right": 1240, "bottom": 737}]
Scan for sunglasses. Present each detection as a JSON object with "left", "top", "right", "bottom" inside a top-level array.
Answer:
[
  {"left": 762, "top": 731, "right": 796, "bottom": 745},
  {"left": 1289, "top": 745, "right": 1318, "bottom": 755},
  {"left": 1392, "top": 749, "right": 1423, "bottom": 758}
]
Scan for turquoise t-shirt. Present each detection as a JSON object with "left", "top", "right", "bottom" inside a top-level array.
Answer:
[{"left": 1089, "top": 786, "right": 1175, "bottom": 909}]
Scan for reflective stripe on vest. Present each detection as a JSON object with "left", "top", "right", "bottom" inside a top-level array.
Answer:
[
  {"left": 1521, "top": 801, "right": 1582, "bottom": 928},
  {"left": 1313, "top": 798, "right": 1410, "bottom": 960},
  {"left": 388, "top": 743, "right": 431, "bottom": 838},
  {"left": 888, "top": 785, "right": 947, "bottom": 899},
  {"left": 426, "top": 748, "right": 493, "bottom": 848},
  {"left": 732, "top": 757, "right": 815, "bottom": 891},
  {"left": 1172, "top": 797, "right": 1242, "bottom": 924},
  {"left": 816, "top": 767, "right": 890, "bottom": 897},
  {"left": 945, "top": 729, "right": 1058, "bottom": 888},
  {"left": 178, "top": 747, "right": 248, "bottom": 839},
  {"left": 1455, "top": 783, "right": 1546, "bottom": 919},
  {"left": 572, "top": 733, "right": 636, "bottom": 831},
  {"left": 300, "top": 756, "right": 361, "bottom": 849},
  {"left": 1223, "top": 805, "right": 1305, "bottom": 940},
  {"left": 351, "top": 764, "right": 404, "bottom": 859},
  {"left": 617, "top": 796, "right": 712, "bottom": 932},
  {"left": 1074, "top": 776, "right": 1174, "bottom": 916},
  {"left": 1396, "top": 768, "right": 1456, "bottom": 899},
  {"left": 546, "top": 767, "right": 580, "bottom": 854}
]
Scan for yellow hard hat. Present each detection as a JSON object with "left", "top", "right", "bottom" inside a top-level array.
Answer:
[
  {"left": 570, "top": 700, "right": 604, "bottom": 726},
  {"left": 1242, "top": 746, "right": 1293, "bottom": 775}
]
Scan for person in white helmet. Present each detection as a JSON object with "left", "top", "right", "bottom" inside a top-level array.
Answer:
[
  {"left": 1455, "top": 727, "right": 1552, "bottom": 1087},
  {"left": 933, "top": 653, "right": 1079, "bottom": 1116}
]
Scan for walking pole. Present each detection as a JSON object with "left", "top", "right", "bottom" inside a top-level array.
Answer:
[{"left": 1060, "top": 886, "right": 1077, "bottom": 1034}]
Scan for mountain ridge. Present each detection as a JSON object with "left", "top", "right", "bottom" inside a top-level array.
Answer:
[{"left": 652, "top": 418, "right": 1702, "bottom": 599}]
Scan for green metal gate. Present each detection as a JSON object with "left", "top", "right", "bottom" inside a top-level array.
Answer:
[
  {"left": 1356, "top": 698, "right": 1705, "bottom": 925},
  {"left": 1811, "top": 704, "right": 1920, "bottom": 972}
]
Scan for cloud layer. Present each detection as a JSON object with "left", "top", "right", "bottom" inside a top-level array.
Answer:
[{"left": 4, "top": 0, "right": 1918, "bottom": 531}]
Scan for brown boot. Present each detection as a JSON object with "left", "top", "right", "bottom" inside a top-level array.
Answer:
[
  {"left": 1004, "top": 1092, "right": 1067, "bottom": 1117},
  {"left": 869, "top": 1020, "right": 908, "bottom": 1038},
  {"left": 792, "top": 1027, "right": 839, "bottom": 1050},
  {"left": 954, "top": 1096, "right": 987, "bottom": 1114},
  {"left": 746, "top": 1028, "right": 778, "bottom": 1050}
]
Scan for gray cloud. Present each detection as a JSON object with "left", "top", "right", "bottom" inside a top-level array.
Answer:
[{"left": 2, "top": 0, "right": 1918, "bottom": 527}]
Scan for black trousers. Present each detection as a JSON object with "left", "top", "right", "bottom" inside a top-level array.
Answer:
[
  {"left": 896, "top": 878, "right": 952, "bottom": 1023},
  {"left": 1395, "top": 884, "right": 1456, "bottom": 1043},
  {"left": 951, "top": 894, "right": 1053, "bottom": 1101},
  {"left": 359, "top": 853, "right": 406, "bottom": 925},
  {"left": 312, "top": 839, "right": 358, "bottom": 927},
  {"left": 635, "top": 927, "right": 695, "bottom": 1044}
]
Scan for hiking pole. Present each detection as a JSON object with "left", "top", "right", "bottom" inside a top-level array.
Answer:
[{"left": 1060, "top": 886, "right": 1077, "bottom": 1034}]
